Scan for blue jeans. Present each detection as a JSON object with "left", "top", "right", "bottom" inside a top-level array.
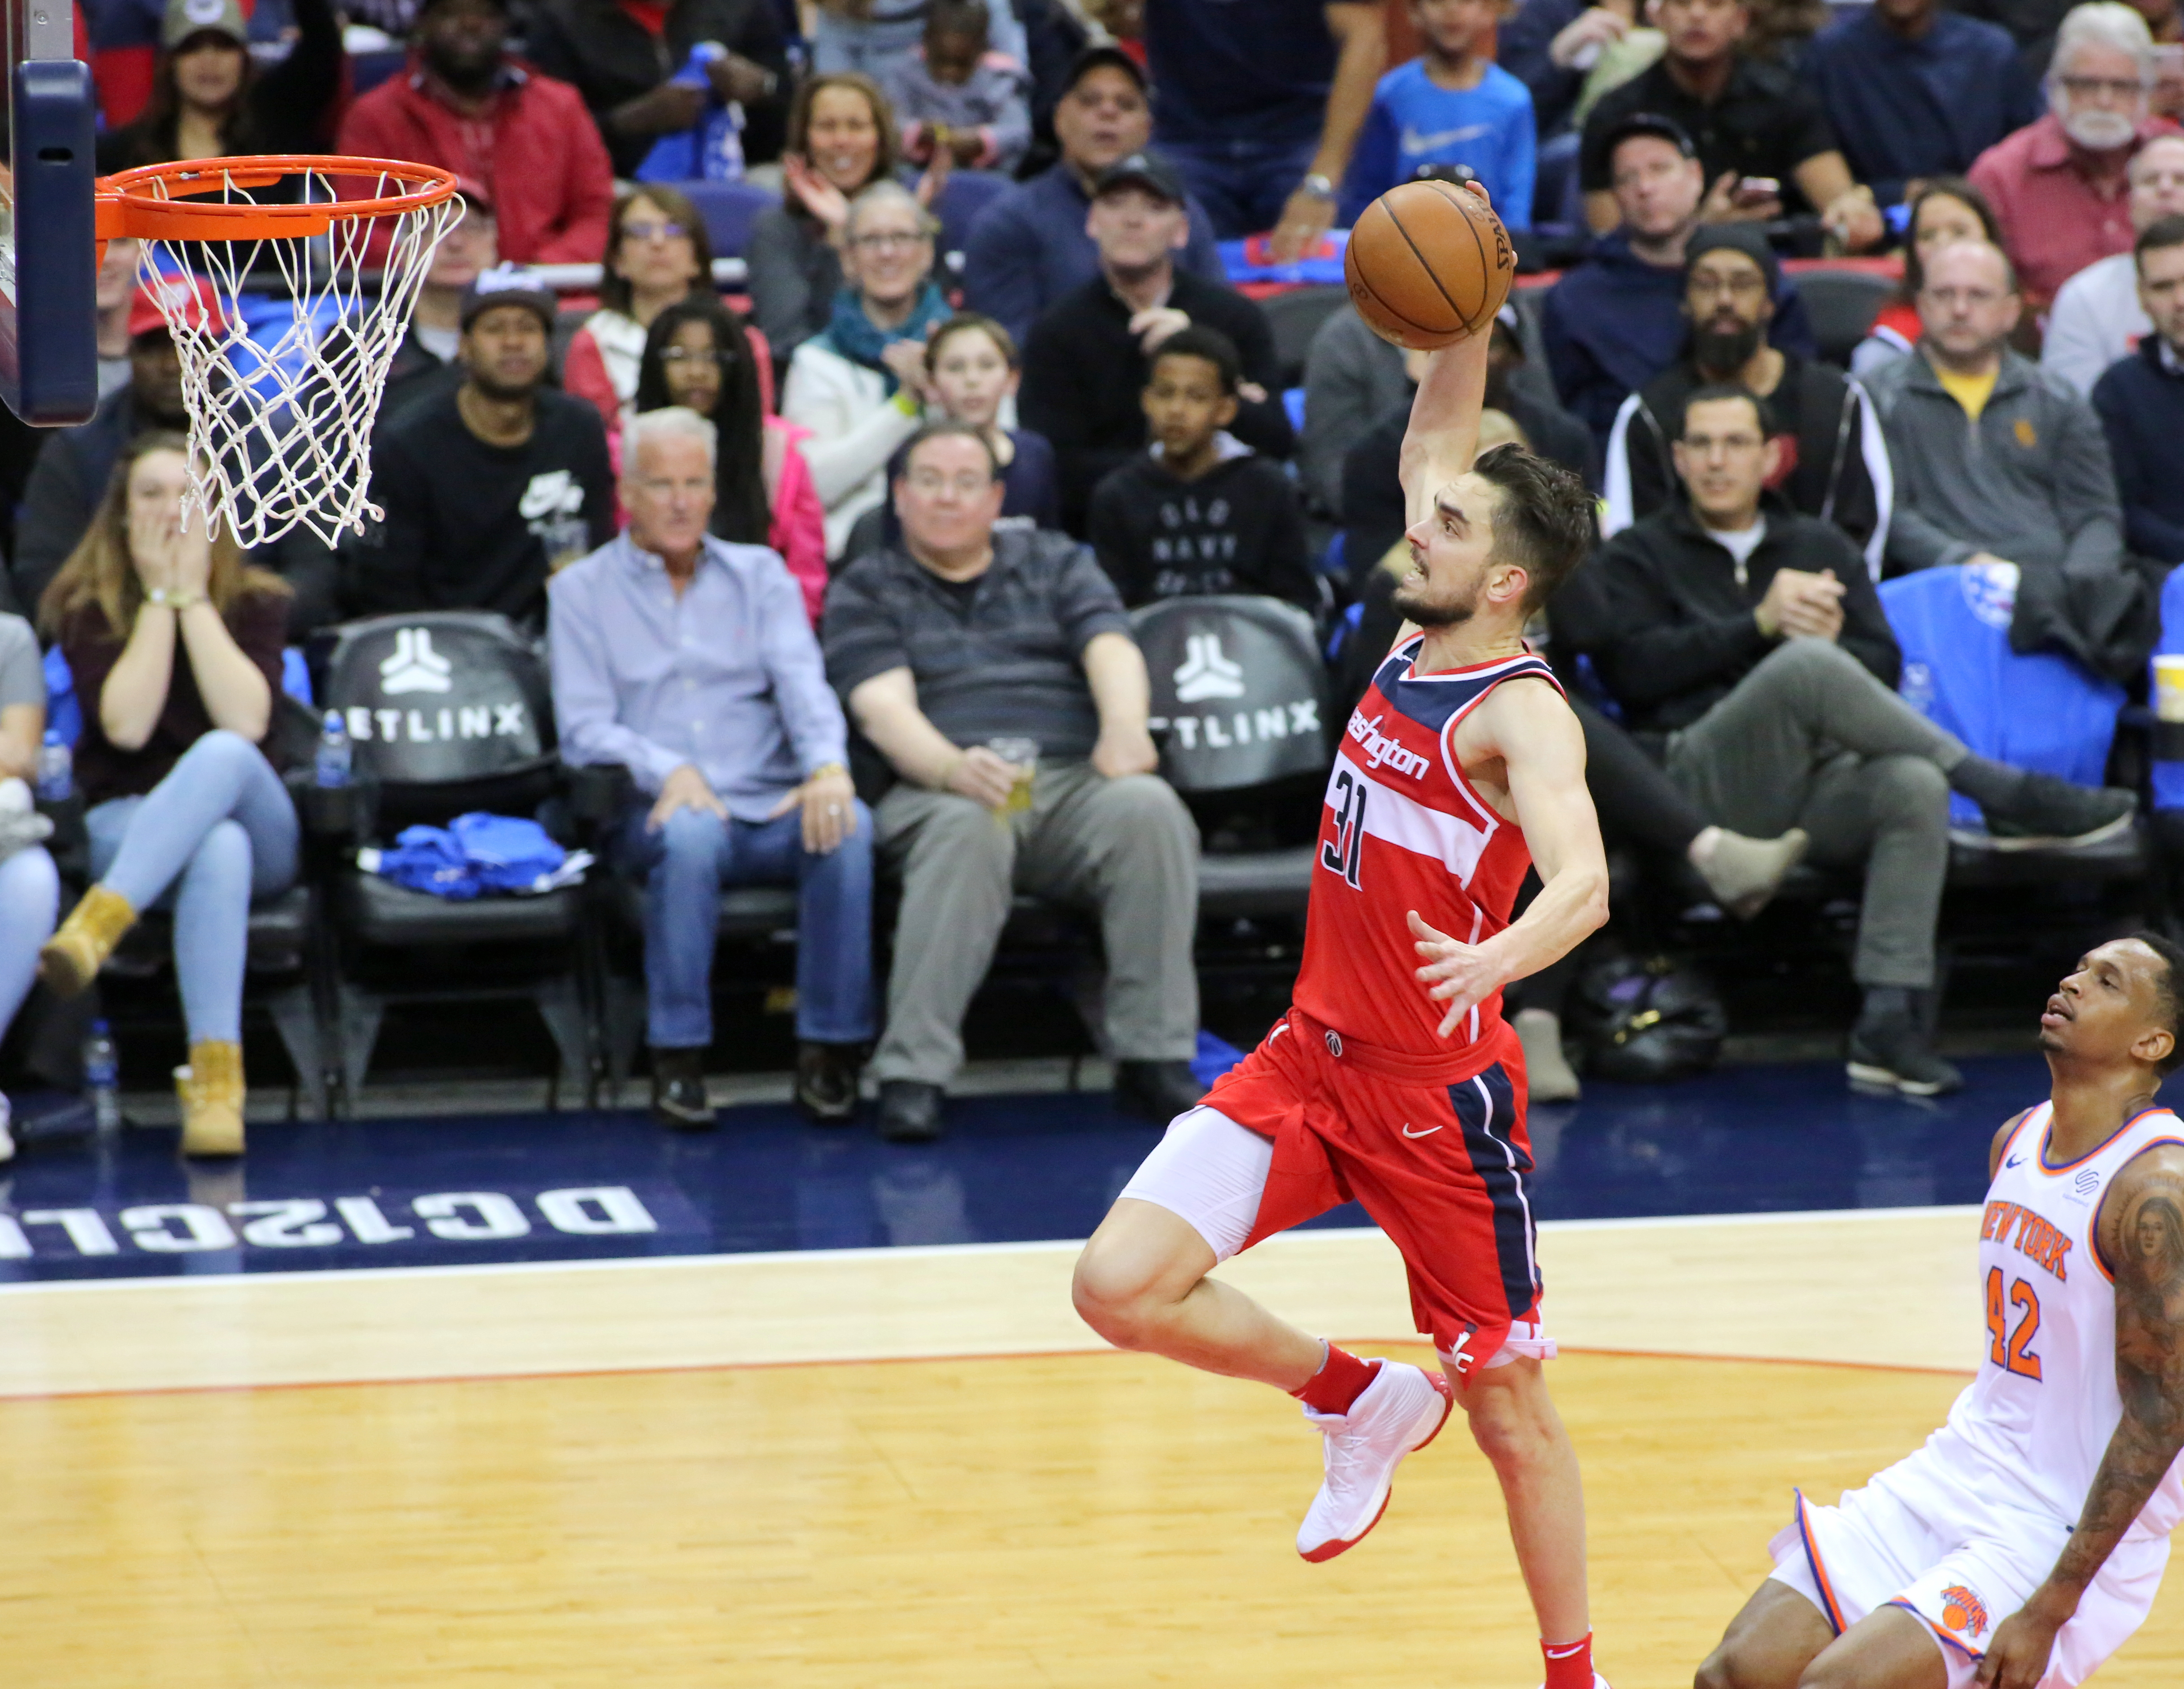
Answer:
[
  {"left": 0, "top": 845, "right": 59, "bottom": 1042},
  {"left": 87, "top": 730, "right": 299, "bottom": 1043},
  {"left": 1155, "top": 133, "right": 1322, "bottom": 240},
  {"left": 617, "top": 802, "right": 876, "bottom": 1050}
]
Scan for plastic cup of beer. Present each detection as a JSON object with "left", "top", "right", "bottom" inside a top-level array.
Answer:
[
  {"left": 2157, "top": 655, "right": 2184, "bottom": 724},
  {"left": 988, "top": 737, "right": 1040, "bottom": 813}
]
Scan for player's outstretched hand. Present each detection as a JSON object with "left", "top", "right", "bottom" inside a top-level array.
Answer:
[
  {"left": 1409, "top": 910, "right": 1507, "bottom": 1039},
  {"left": 1974, "top": 1601, "right": 2065, "bottom": 1689}
]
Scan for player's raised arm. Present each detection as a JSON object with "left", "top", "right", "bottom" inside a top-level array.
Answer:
[
  {"left": 1977, "top": 1142, "right": 2184, "bottom": 1688},
  {"left": 1397, "top": 269, "right": 1496, "bottom": 528},
  {"left": 1410, "top": 682, "right": 1608, "bottom": 1038}
]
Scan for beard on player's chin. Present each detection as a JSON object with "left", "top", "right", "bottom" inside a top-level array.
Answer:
[{"left": 1391, "top": 576, "right": 1479, "bottom": 630}]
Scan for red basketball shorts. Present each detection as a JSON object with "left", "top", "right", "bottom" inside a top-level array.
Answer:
[{"left": 1122, "top": 1007, "right": 1551, "bottom": 1379}]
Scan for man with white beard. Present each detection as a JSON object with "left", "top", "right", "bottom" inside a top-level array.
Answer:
[{"left": 1970, "top": 2, "right": 2180, "bottom": 309}]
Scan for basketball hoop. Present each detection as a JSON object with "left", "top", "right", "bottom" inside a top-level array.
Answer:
[{"left": 94, "top": 156, "right": 464, "bottom": 549}]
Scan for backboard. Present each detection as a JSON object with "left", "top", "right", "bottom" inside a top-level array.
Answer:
[{"left": 0, "top": 0, "right": 99, "bottom": 426}]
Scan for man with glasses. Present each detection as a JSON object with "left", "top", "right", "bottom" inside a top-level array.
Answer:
[
  {"left": 2043, "top": 134, "right": 2184, "bottom": 393},
  {"left": 1970, "top": 1, "right": 2181, "bottom": 308},
  {"left": 822, "top": 421, "right": 1205, "bottom": 1143},
  {"left": 1589, "top": 384, "right": 2133, "bottom": 1094},
  {"left": 1867, "top": 238, "right": 2160, "bottom": 681},
  {"left": 1602, "top": 224, "right": 1890, "bottom": 570}
]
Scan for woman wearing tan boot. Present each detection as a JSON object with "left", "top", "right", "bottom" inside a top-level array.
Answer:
[{"left": 35, "top": 434, "right": 296, "bottom": 1158}]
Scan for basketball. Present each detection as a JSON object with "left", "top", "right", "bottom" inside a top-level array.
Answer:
[{"left": 1343, "top": 179, "right": 1517, "bottom": 351}]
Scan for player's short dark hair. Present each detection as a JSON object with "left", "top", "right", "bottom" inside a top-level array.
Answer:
[
  {"left": 1471, "top": 443, "right": 1596, "bottom": 613},
  {"left": 897, "top": 418, "right": 1000, "bottom": 482},
  {"left": 1677, "top": 382, "right": 1775, "bottom": 440},
  {"left": 2129, "top": 930, "right": 2184, "bottom": 1075},
  {"left": 2137, "top": 213, "right": 2184, "bottom": 272},
  {"left": 1146, "top": 325, "right": 1241, "bottom": 394}
]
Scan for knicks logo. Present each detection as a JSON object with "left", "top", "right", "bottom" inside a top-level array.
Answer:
[{"left": 1940, "top": 1585, "right": 1991, "bottom": 1640}]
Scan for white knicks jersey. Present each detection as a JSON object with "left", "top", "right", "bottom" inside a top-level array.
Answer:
[{"left": 1896, "top": 1104, "right": 2184, "bottom": 1543}]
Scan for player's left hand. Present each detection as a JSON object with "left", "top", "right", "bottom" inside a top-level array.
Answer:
[
  {"left": 1974, "top": 1598, "right": 2068, "bottom": 1689},
  {"left": 1409, "top": 910, "right": 1509, "bottom": 1039}
]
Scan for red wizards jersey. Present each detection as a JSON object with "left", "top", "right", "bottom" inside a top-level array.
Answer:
[{"left": 1292, "top": 638, "right": 1565, "bottom": 1072}]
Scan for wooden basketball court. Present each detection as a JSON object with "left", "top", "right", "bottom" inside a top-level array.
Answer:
[{"left": 3, "top": 1211, "right": 2177, "bottom": 1685}]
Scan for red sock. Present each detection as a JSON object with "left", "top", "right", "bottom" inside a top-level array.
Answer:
[
  {"left": 1293, "top": 1344, "right": 1378, "bottom": 1414},
  {"left": 1542, "top": 1633, "right": 1593, "bottom": 1689}
]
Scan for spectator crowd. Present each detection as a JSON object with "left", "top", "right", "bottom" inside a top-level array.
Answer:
[{"left": 4, "top": 0, "right": 2183, "bottom": 1160}]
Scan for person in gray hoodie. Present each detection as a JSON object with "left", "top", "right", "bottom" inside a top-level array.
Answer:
[{"left": 1863, "top": 238, "right": 2161, "bottom": 682}]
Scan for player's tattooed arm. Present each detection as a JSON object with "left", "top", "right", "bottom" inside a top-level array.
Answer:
[{"left": 1977, "top": 1143, "right": 2184, "bottom": 1689}]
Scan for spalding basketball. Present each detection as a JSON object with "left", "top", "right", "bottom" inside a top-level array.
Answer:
[{"left": 1344, "top": 180, "right": 1517, "bottom": 351}]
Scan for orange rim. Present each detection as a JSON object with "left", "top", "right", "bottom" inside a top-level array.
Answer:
[{"left": 94, "top": 154, "right": 459, "bottom": 243}]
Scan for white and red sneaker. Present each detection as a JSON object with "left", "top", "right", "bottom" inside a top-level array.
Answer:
[{"left": 1295, "top": 1360, "right": 1454, "bottom": 1561}]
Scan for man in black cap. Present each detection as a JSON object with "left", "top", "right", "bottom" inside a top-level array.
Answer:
[
  {"left": 341, "top": 269, "right": 615, "bottom": 631},
  {"left": 1576, "top": 0, "right": 1882, "bottom": 247},
  {"left": 1544, "top": 112, "right": 1817, "bottom": 444},
  {"left": 1603, "top": 223, "right": 1892, "bottom": 566},
  {"left": 1018, "top": 152, "right": 1295, "bottom": 535},
  {"left": 962, "top": 47, "right": 1224, "bottom": 346}
]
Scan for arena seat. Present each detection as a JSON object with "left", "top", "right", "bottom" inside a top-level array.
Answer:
[
  {"left": 1793, "top": 268, "right": 1895, "bottom": 370},
  {"left": 1130, "top": 595, "right": 1331, "bottom": 920},
  {"left": 674, "top": 178, "right": 781, "bottom": 261},
  {"left": 1257, "top": 284, "right": 1349, "bottom": 391},
  {"left": 310, "top": 612, "right": 595, "bottom": 1111},
  {"left": 932, "top": 169, "right": 1013, "bottom": 271}
]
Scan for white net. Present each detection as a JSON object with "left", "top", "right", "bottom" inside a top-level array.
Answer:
[{"left": 123, "top": 162, "right": 462, "bottom": 549}]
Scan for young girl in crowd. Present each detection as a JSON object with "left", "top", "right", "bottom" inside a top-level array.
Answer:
[
  {"left": 633, "top": 296, "right": 829, "bottom": 624},
  {"left": 878, "top": 313, "right": 1057, "bottom": 545},
  {"left": 97, "top": 0, "right": 341, "bottom": 174},
  {"left": 37, "top": 435, "right": 298, "bottom": 1159},
  {"left": 565, "top": 187, "right": 719, "bottom": 429}
]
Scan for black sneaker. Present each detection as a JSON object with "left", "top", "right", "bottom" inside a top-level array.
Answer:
[
  {"left": 877, "top": 1080, "right": 943, "bottom": 1144},
  {"left": 1846, "top": 1016, "right": 1963, "bottom": 1097},
  {"left": 796, "top": 1042, "right": 862, "bottom": 1125},
  {"left": 650, "top": 1046, "right": 716, "bottom": 1129},
  {"left": 1113, "top": 1059, "right": 1205, "bottom": 1123},
  {"left": 1977, "top": 774, "right": 2136, "bottom": 852}
]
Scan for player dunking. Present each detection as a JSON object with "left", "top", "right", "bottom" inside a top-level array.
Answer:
[
  {"left": 1698, "top": 934, "right": 2184, "bottom": 1689},
  {"left": 1072, "top": 242, "right": 1611, "bottom": 1689}
]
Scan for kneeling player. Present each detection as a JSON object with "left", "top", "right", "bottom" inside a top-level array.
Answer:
[
  {"left": 1699, "top": 934, "right": 2184, "bottom": 1689},
  {"left": 1073, "top": 208, "right": 1613, "bottom": 1689}
]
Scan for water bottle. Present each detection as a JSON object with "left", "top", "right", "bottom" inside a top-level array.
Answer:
[
  {"left": 315, "top": 710, "right": 351, "bottom": 789},
  {"left": 35, "top": 730, "right": 70, "bottom": 802},
  {"left": 83, "top": 1020, "right": 121, "bottom": 1135}
]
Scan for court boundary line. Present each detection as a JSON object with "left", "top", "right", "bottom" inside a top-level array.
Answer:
[
  {"left": 0, "top": 1204, "right": 1982, "bottom": 1298},
  {"left": 0, "top": 1337, "right": 1978, "bottom": 1406}
]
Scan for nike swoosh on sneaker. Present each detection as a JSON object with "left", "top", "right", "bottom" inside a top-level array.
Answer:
[{"left": 1400, "top": 1123, "right": 1443, "bottom": 1138}]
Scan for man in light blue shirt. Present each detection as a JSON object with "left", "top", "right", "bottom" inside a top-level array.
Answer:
[
  {"left": 1340, "top": 0, "right": 1537, "bottom": 229},
  {"left": 550, "top": 407, "right": 874, "bottom": 1130}
]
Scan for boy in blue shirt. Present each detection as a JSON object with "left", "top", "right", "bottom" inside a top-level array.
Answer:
[{"left": 1340, "top": 0, "right": 1536, "bottom": 230}]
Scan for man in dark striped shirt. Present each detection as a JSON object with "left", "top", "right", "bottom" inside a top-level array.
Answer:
[{"left": 823, "top": 421, "right": 1207, "bottom": 1144}]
